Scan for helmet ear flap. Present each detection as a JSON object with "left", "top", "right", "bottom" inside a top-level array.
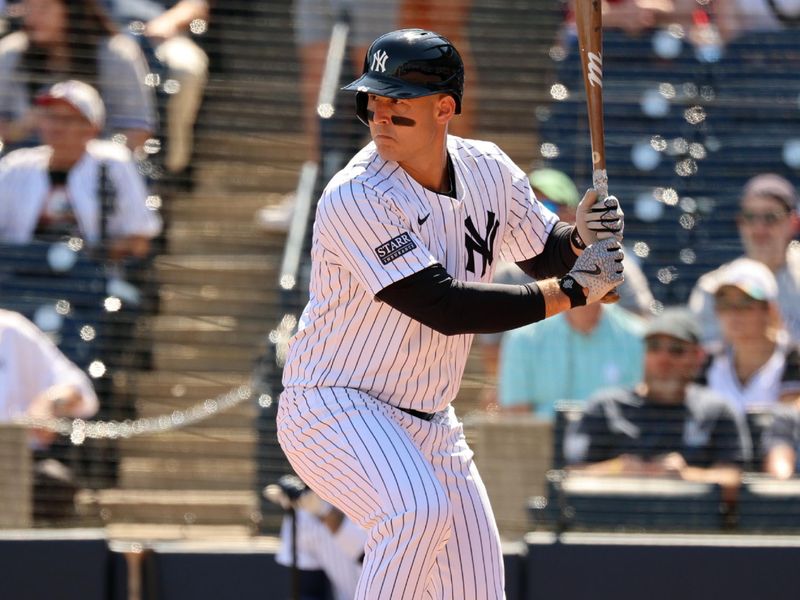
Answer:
[{"left": 356, "top": 92, "right": 369, "bottom": 126}]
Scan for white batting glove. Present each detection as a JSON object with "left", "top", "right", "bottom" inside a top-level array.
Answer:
[
  {"left": 560, "top": 237, "right": 624, "bottom": 305},
  {"left": 574, "top": 189, "right": 624, "bottom": 247}
]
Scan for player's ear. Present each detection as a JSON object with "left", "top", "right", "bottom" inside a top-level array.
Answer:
[{"left": 435, "top": 94, "right": 456, "bottom": 124}]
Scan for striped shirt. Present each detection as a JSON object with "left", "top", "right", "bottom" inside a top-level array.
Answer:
[{"left": 283, "top": 135, "right": 558, "bottom": 413}]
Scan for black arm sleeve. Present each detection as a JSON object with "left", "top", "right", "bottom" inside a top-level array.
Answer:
[
  {"left": 515, "top": 221, "right": 579, "bottom": 280},
  {"left": 376, "top": 264, "right": 546, "bottom": 335}
]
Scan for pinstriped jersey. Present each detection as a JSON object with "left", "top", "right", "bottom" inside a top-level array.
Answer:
[{"left": 282, "top": 135, "right": 559, "bottom": 412}]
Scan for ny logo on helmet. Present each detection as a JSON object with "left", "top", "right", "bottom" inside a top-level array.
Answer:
[{"left": 371, "top": 50, "right": 389, "bottom": 73}]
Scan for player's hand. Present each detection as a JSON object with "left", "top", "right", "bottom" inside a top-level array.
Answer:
[
  {"left": 263, "top": 474, "right": 307, "bottom": 510},
  {"left": 575, "top": 189, "right": 624, "bottom": 247},
  {"left": 563, "top": 237, "right": 624, "bottom": 304}
]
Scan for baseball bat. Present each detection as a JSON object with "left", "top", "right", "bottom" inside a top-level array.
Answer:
[
  {"left": 575, "top": 0, "right": 608, "bottom": 201},
  {"left": 575, "top": 0, "right": 620, "bottom": 304}
]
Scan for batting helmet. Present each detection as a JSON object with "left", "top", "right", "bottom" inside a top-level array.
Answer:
[{"left": 342, "top": 28, "right": 464, "bottom": 126}]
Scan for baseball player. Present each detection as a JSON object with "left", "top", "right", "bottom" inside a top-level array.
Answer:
[{"left": 277, "top": 29, "right": 625, "bottom": 599}]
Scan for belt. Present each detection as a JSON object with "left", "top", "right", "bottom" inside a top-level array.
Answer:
[{"left": 397, "top": 406, "right": 435, "bottom": 421}]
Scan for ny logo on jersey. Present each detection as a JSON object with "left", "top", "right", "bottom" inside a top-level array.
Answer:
[
  {"left": 464, "top": 211, "right": 499, "bottom": 276},
  {"left": 371, "top": 50, "right": 389, "bottom": 73}
]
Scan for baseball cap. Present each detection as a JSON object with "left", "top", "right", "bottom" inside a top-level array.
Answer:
[
  {"left": 712, "top": 257, "right": 778, "bottom": 302},
  {"left": 528, "top": 168, "right": 580, "bottom": 207},
  {"left": 740, "top": 173, "right": 798, "bottom": 212},
  {"left": 35, "top": 80, "right": 105, "bottom": 129},
  {"left": 644, "top": 308, "right": 701, "bottom": 344}
]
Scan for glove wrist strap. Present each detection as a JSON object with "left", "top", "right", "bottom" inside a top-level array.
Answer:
[
  {"left": 559, "top": 275, "right": 587, "bottom": 307},
  {"left": 570, "top": 226, "right": 587, "bottom": 250}
]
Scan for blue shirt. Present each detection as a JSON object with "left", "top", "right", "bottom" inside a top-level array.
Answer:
[{"left": 498, "top": 304, "right": 645, "bottom": 420}]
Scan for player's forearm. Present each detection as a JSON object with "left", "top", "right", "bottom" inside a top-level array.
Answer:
[
  {"left": 377, "top": 265, "right": 577, "bottom": 335},
  {"left": 516, "top": 222, "right": 579, "bottom": 280}
]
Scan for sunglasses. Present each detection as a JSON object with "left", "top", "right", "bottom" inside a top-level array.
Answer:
[
  {"left": 645, "top": 338, "right": 693, "bottom": 357},
  {"left": 715, "top": 296, "right": 767, "bottom": 312},
  {"left": 737, "top": 211, "right": 789, "bottom": 226}
]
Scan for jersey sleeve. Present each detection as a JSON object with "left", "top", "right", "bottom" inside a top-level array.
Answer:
[
  {"left": 495, "top": 149, "right": 559, "bottom": 263},
  {"left": 315, "top": 179, "right": 438, "bottom": 296}
]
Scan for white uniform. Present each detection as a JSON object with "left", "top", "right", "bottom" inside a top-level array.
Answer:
[
  {"left": 276, "top": 510, "right": 366, "bottom": 600},
  {"left": 0, "top": 141, "right": 161, "bottom": 245},
  {"left": 0, "top": 309, "right": 98, "bottom": 422},
  {"left": 278, "top": 136, "right": 557, "bottom": 599}
]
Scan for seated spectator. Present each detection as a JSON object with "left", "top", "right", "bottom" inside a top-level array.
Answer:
[
  {"left": 0, "top": 308, "right": 98, "bottom": 522},
  {"left": 701, "top": 257, "right": 800, "bottom": 415},
  {"left": 690, "top": 174, "right": 800, "bottom": 346},
  {"left": 497, "top": 301, "right": 645, "bottom": 420},
  {"left": 0, "top": 79, "right": 161, "bottom": 260},
  {"left": 0, "top": 0, "right": 156, "bottom": 151},
  {"left": 712, "top": 0, "right": 800, "bottom": 41},
  {"left": 564, "top": 308, "right": 750, "bottom": 500},
  {"left": 265, "top": 475, "right": 365, "bottom": 600},
  {"left": 763, "top": 402, "right": 800, "bottom": 479},
  {"left": 103, "top": 0, "right": 208, "bottom": 174}
]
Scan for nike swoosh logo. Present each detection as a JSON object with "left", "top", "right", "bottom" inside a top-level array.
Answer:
[
  {"left": 418, "top": 213, "right": 431, "bottom": 226},
  {"left": 573, "top": 265, "right": 601, "bottom": 275}
]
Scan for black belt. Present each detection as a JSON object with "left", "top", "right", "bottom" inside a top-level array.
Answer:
[{"left": 397, "top": 406, "right": 435, "bottom": 421}]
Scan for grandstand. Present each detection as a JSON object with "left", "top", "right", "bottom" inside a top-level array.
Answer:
[{"left": 1, "top": 0, "right": 800, "bottom": 598}]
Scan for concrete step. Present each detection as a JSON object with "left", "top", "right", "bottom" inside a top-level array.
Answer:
[
  {"left": 104, "top": 522, "right": 258, "bottom": 541},
  {"left": 137, "top": 315, "right": 268, "bottom": 347},
  {"left": 76, "top": 489, "right": 259, "bottom": 525},
  {"left": 134, "top": 397, "right": 256, "bottom": 430},
  {"left": 119, "top": 457, "right": 256, "bottom": 490},
  {"left": 151, "top": 341, "right": 261, "bottom": 372},
  {"left": 133, "top": 370, "right": 249, "bottom": 401},
  {"left": 194, "top": 160, "right": 300, "bottom": 195},
  {"left": 167, "top": 193, "right": 278, "bottom": 222},
  {"left": 158, "top": 283, "right": 278, "bottom": 317},
  {"left": 167, "top": 221, "right": 283, "bottom": 255},
  {"left": 153, "top": 254, "right": 278, "bottom": 288},
  {"left": 119, "top": 428, "right": 256, "bottom": 459}
]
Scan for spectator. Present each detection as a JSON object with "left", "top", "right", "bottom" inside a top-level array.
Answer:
[
  {"left": 763, "top": 402, "right": 800, "bottom": 479},
  {"left": 564, "top": 308, "right": 750, "bottom": 499},
  {"left": 701, "top": 257, "right": 800, "bottom": 415},
  {"left": 0, "top": 308, "right": 98, "bottom": 522},
  {"left": 255, "top": 0, "right": 399, "bottom": 232},
  {"left": 265, "top": 475, "right": 365, "bottom": 600},
  {"left": 690, "top": 174, "right": 800, "bottom": 346},
  {"left": 497, "top": 301, "right": 645, "bottom": 420},
  {"left": 0, "top": 0, "right": 156, "bottom": 151},
  {"left": 710, "top": 0, "right": 800, "bottom": 41},
  {"left": 0, "top": 79, "right": 161, "bottom": 259},
  {"left": 103, "top": 0, "right": 208, "bottom": 174}
]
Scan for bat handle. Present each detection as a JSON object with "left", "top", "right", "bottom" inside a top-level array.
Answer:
[{"left": 592, "top": 168, "right": 609, "bottom": 200}]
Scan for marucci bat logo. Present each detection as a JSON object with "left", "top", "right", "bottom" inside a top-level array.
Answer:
[{"left": 587, "top": 52, "right": 603, "bottom": 88}]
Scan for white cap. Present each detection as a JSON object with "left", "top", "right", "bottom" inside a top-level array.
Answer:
[
  {"left": 713, "top": 257, "right": 778, "bottom": 302},
  {"left": 36, "top": 80, "right": 105, "bottom": 129}
]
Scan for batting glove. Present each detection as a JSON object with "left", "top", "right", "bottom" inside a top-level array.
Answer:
[
  {"left": 574, "top": 189, "right": 624, "bottom": 248},
  {"left": 560, "top": 237, "right": 624, "bottom": 305}
]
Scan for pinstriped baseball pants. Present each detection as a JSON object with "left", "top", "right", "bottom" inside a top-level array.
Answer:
[{"left": 277, "top": 386, "right": 505, "bottom": 599}]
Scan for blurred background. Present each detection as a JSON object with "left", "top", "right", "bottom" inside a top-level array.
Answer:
[{"left": 1, "top": 0, "right": 799, "bottom": 598}]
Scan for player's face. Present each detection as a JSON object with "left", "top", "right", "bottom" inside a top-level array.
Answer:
[
  {"left": 643, "top": 334, "right": 703, "bottom": 403},
  {"left": 737, "top": 194, "right": 795, "bottom": 264},
  {"left": 715, "top": 286, "right": 773, "bottom": 346},
  {"left": 366, "top": 94, "right": 452, "bottom": 163},
  {"left": 39, "top": 102, "right": 97, "bottom": 159}
]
